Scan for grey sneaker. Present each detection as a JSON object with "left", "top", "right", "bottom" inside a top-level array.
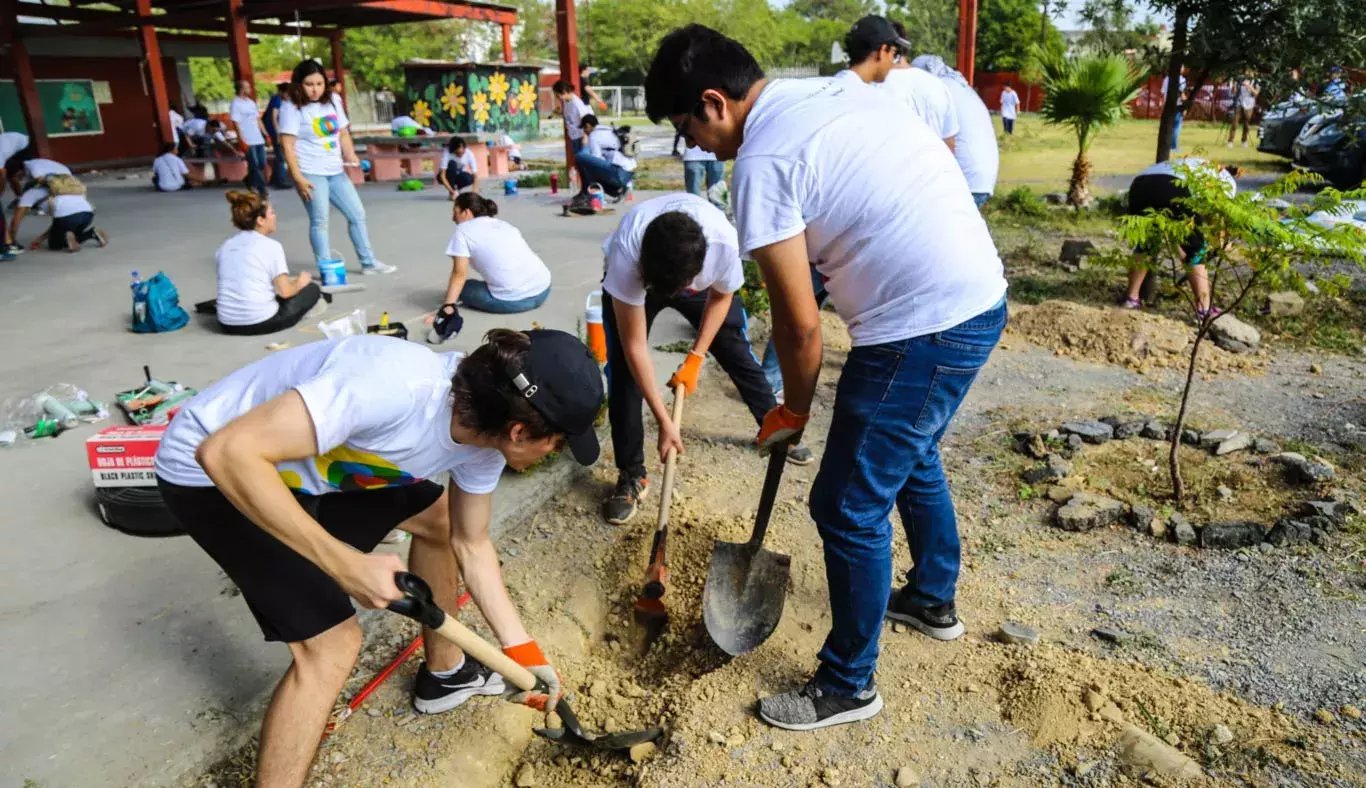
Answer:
[
  {"left": 602, "top": 473, "right": 648, "bottom": 525},
  {"left": 757, "top": 680, "right": 883, "bottom": 731},
  {"left": 361, "top": 261, "right": 398, "bottom": 275},
  {"left": 786, "top": 442, "right": 814, "bottom": 466},
  {"left": 885, "top": 588, "right": 965, "bottom": 641}
]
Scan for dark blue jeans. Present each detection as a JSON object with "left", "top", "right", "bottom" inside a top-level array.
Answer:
[
  {"left": 459, "top": 280, "right": 550, "bottom": 314},
  {"left": 268, "top": 136, "right": 292, "bottom": 188},
  {"left": 574, "top": 151, "right": 630, "bottom": 194},
  {"left": 809, "top": 297, "right": 1007, "bottom": 696},
  {"left": 244, "top": 144, "right": 267, "bottom": 195}
]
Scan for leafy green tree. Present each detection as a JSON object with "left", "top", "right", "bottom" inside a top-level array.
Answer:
[
  {"left": 886, "top": 0, "right": 958, "bottom": 61},
  {"left": 1117, "top": 169, "right": 1366, "bottom": 502},
  {"left": 1036, "top": 50, "right": 1146, "bottom": 206},
  {"left": 188, "top": 58, "right": 234, "bottom": 102},
  {"left": 976, "top": 0, "right": 1066, "bottom": 72},
  {"left": 788, "top": 0, "right": 876, "bottom": 21}
]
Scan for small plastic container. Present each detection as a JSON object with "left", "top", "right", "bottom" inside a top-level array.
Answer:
[
  {"left": 318, "top": 250, "right": 347, "bottom": 287},
  {"left": 584, "top": 290, "right": 607, "bottom": 363},
  {"left": 504, "top": 179, "right": 519, "bottom": 196}
]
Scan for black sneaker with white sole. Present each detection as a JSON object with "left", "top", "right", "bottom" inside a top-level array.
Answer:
[
  {"left": 885, "top": 588, "right": 965, "bottom": 641},
  {"left": 412, "top": 657, "right": 505, "bottom": 714},
  {"left": 602, "top": 473, "right": 648, "bottom": 525},
  {"left": 757, "top": 680, "right": 882, "bottom": 731}
]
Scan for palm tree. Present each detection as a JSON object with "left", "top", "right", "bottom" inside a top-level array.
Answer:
[{"left": 1035, "top": 52, "right": 1147, "bottom": 207}]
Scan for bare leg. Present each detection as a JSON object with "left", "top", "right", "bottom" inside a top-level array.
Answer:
[
  {"left": 402, "top": 489, "right": 464, "bottom": 671},
  {"left": 256, "top": 618, "right": 362, "bottom": 788},
  {"left": 1187, "top": 264, "right": 1211, "bottom": 311},
  {"left": 1126, "top": 266, "right": 1147, "bottom": 301}
]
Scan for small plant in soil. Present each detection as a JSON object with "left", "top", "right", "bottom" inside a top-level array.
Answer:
[{"left": 1117, "top": 167, "right": 1366, "bottom": 504}]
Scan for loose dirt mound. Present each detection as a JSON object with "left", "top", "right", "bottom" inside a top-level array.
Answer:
[{"left": 1008, "top": 300, "right": 1266, "bottom": 376}]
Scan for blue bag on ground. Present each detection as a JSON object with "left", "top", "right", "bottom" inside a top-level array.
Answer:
[{"left": 131, "top": 271, "right": 190, "bottom": 333}]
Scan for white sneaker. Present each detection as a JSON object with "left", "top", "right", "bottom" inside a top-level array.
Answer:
[
  {"left": 1242, "top": 141, "right": 1249, "bottom": 148},
  {"left": 1225, "top": 141, "right": 1234, "bottom": 148},
  {"left": 362, "top": 261, "right": 398, "bottom": 275}
]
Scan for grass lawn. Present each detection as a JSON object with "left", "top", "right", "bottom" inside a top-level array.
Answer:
[{"left": 997, "top": 115, "right": 1290, "bottom": 195}]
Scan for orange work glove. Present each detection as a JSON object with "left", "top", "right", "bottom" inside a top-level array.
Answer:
[
  {"left": 756, "top": 405, "right": 809, "bottom": 452},
  {"left": 502, "top": 639, "right": 563, "bottom": 719},
  {"left": 667, "top": 350, "right": 705, "bottom": 396}
]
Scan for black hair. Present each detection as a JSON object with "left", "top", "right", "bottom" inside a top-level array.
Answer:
[
  {"left": 288, "top": 59, "right": 333, "bottom": 107},
  {"left": 580, "top": 113, "right": 599, "bottom": 130},
  {"left": 552, "top": 79, "right": 574, "bottom": 95},
  {"left": 640, "top": 212, "right": 707, "bottom": 295},
  {"left": 448, "top": 136, "right": 467, "bottom": 152},
  {"left": 160, "top": 141, "right": 177, "bottom": 156},
  {"left": 206, "top": 119, "right": 222, "bottom": 131},
  {"left": 276, "top": 82, "right": 290, "bottom": 93},
  {"left": 454, "top": 192, "right": 498, "bottom": 218},
  {"left": 451, "top": 329, "right": 558, "bottom": 440},
  {"left": 891, "top": 20, "right": 908, "bottom": 39},
  {"left": 645, "top": 24, "right": 764, "bottom": 124},
  {"left": 845, "top": 36, "right": 882, "bottom": 66}
]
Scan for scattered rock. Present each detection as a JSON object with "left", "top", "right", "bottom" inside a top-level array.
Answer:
[
  {"left": 1023, "top": 453, "right": 1071, "bottom": 484},
  {"left": 1083, "top": 689, "right": 1105, "bottom": 712},
  {"left": 1199, "top": 428, "right": 1239, "bottom": 448},
  {"left": 1141, "top": 420, "right": 1171, "bottom": 440},
  {"left": 1098, "top": 703, "right": 1126, "bottom": 724},
  {"left": 997, "top": 621, "right": 1040, "bottom": 646},
  {"left": 1055, "top": 493, "right": 1127, "bottom": 532},
  {"left": 1173, "top": 519, "right": 1198, "bottom": 546},
  {"left": 515, "top": 763, "right": 537, "bottom": 787},
  {"left": 1091, "top": 627, "right": 1130, "bottom": 644},
  {"left": 1060, "top": 238, "right": 1098, "bottom": 264},
  {"left": 628, "top": 741, "right": 657, "bottom": 763},
  {"left": 822, "top": 766, "right": 841, "bottom": 786},
  {"left": 1315, "top": 709, "right": 1335, "bottom": 725},
  {"left": 894, "top": 766, "right": 920, "bottom": 787},
  {"left": 1200, "top": 521, "right": 1265, "bottom": 549},
  {"left": 1047, "top": 485, "right": 1075, "bottom": 503},
  {"left": 1267, "top": 518, "right": 1313, "bottom": 546},
  {"left": 1164, "top": 732, "right": 1182, "bottom": 747},
  {"left": 1301, "top": 500, "right": 1350, "bottom": 524},
  {"left": 1149, "top": 519, "right": 1169, "bottom": 540},
  {"left": 1045, "top": 192, "right": 1067, "bottom": 205},
  {"left": 1217, "top": 484, "right": 1234, "bottom": 500},
  {"left": 1211, "top": 724, "right": 1234, "bottom": 745},
  {"left": 1127, "top": 504, "right": 1156, "bottom": 530},
  {"left": 1060, "top": 420, "right": 1114, "bottom": 444},
  {"left": 1118, "top": 724, "right": 1203, "bottom": 779},
  {"left": 708, "top": 730, "right": 727, "bottom": 745},
  {"left": 588, "top": 680, "right": 608, "bottom": 698},
  {"left": 1114, "top": 420, "right": 1146, "bottom": 440},
  {"left": 1341, "top": 705, "right": 1362, "bottom": 721},
  {"left": 1215, "top": 432, "right": 1254, "bottom": 456},
  {"left": 781, "top": 755, "right": 794, "bottom": 768},
  {"left": 1273, "top": 453, "right": 1336, "bottom": 484},
  {"left": 725, "top": 733, "right": 745, "bottom": 747},
  {"left": 1252, "top": 437, "right": 1281, "bottom": 454},
  {"left": 1218, "top": 338, "right": 1253, "bottom": 354},
  {"left": 1017, "top": 432, "right": 1049, "bottom": 459},
  {"left": 1181, "top": 429, "right": 1202, "bottom": 446},
  {"left": 1265, "top": 290, "right": 1305, "bottom": 317},
  {"left": 891, "top": 621, "right": 907, "bottom": 634},
  {"left": 1066, "top": 434, "right": 1086, "bottom": 453},
  {"left": 1209, "top": 313, "right": 1261, "bottom": 351}
]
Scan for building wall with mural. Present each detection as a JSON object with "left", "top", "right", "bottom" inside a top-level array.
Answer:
[{"left": 402, "top": 63, "right": 540, "bottom": 140}]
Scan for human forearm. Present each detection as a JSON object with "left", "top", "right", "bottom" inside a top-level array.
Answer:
[
  {"left": 442, "top": 258, "right": 469, "bottom": 304},
  {"left": 624, "top": 341, "right": 671, "bottom": 425},
  {"left": 771, "top": 309, "right": 822, "bottom": 416},
  {"left": 454, "top": 536, "right": 531, "bottom": 647},
  {"left": 754, "top": 236, "right": 823, "bottom": 416},
  {"left": 692, "top": 290, "right": 731, "bottom": 356},
  {"left": 340, "top": 129, "right": 359, "bottom": 163}
]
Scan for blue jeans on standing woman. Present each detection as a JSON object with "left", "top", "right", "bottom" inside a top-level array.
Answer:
[
  {"left": 1170, "top": 111, "right": 1184, "bottom": 152},
  {"left": 244, "top": 144, "right": 268, "bottom": 196},
  {"left": 300, "top": 171, "right": 377, "bottom": 269},
  {"left": 807, "top": 297, "right": 1007, "bottom": 696}
]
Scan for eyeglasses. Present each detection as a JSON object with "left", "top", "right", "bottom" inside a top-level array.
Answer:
[{"left": 673, "top": 99, "right": 706, "bottom": 144}]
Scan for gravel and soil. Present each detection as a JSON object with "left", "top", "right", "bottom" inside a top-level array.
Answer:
[{"left": 190, "top": 304, "right": 1366, "bottom": 788}]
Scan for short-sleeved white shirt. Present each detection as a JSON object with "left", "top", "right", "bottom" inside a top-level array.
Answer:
[
  {"left": 153, "top": 152, "right": 190, "bottom": 191},
  {"left": 440, "top": 148, "right": 478, "bottom": 174},
  {"left": 446, "top": 216, "right": 552, "bottom": 302},
  {"left": 24, "top": 158, "right": 70, "bottom": 180},
  {"left": 0, "top": 132, "right": 29, "bottom": 163},
  {"left": 23, "top": 186, "right": 91, "bottom": 217},
  {"left": 999, "top": 88, "right": 1020, "bottom": 119},
  {"left": 229, "top": 96, "right": 266, "bottom": 146},
  {"left": 732, "top": 78, "right": 1005, "bottom": 347},
  {"left": 562, "top": 94, "right": 589, "bottom": 140},
  {"left": 181, "top": 118, "right": 208, "bottom": 138},
  {"left": 601, "top": 193, "right": 743, "bottom": 307},
  {"left": 878, "top": 67, "right": 960, "bottom": 140},
  {"left": 278, "top": 96, "right": 349, "bottom": 177},
  {"left": 214, "top": 230, "right": 289, "bottom": 326},
  {"left": 940, "top": 76, "right": 999, "bottom": 194},
  {"left": 154, "top": 336, "right": 507, "bottom": 495}
]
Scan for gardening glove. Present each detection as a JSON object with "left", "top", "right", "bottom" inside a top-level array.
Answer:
[
  {"left": 502, "top": 639, "right": 563, "bottom": 722},
  {"left": 426, "top": 303, "right": 464, "bottom": 344},
  {"left": 756, "top": 405, "right": 808, "bottom": 454},
  {"left": 667, "top": 351, "right": 705, "bottom": 397}
]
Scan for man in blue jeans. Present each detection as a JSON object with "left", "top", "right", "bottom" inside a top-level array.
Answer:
[
  {"left": 230, "top": 80, "right": 269, "bottom": 197},
  {"left": 646, "top": 25, "right": 1008, "bottom": 731},
  {"left": 264, "top": 82, "right": 292, "bottom": 189},
  {"left": 572, "top": 115, "right": 634, "bottom": 201}
]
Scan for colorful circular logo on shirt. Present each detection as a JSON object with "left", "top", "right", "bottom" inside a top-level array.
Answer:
[
  {"left": 276, "top": 446, "right": 420, "bottom": 493},
  {"left": 313, "top": 114, "right": 341, "bottom": 138}
]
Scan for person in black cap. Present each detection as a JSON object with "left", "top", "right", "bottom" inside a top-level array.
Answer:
[
  {"left": 834, "top": 15, "right": 911, "bottom": 88},
  {"left": 153, "top": 329, "right": 602, "bottom": 788}
]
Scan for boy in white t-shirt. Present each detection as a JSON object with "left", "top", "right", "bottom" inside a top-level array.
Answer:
[
  {"left": 152, "top": 142, "right": 200, "bottom": 192},
  {"left": 24, "top": 177, "right": 108, "bottom": 253},
  {"left": 646, "top": 23, "right": 1008, "bottom": 731},
  {"left": 8, "top": 159, "right": 71, "bottom": 243},
  {"left": 839, "top": 17, "right": 958, "bottom": 151},
  {"left": 597, "top": 192, "right": 812, "bottom": 525},
  {"left": 999, "top": 81, "right": 1020, "bottom": 134},
  {"left": 229, "top": 80, "right": 268, "bottom": 196},
  {"left": 153, "top": 329, "right": 603, "bottom": 786},
  {"left": 553, "top": 79, "right": 590, "bottom": 154}
]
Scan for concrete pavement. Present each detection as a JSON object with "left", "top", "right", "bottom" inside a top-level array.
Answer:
[{"left": 0, "top": 175, "right": 698, "bottom": 787}]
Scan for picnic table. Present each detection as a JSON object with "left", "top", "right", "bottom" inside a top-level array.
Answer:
[{"left": 351, "top": 132, "right": 512, "bottom": 182}]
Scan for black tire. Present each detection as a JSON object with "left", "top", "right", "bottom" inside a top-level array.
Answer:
[{"left": 95, "top": 486, "right": 186, "bottom": 537}]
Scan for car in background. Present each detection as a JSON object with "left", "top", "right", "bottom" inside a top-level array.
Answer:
[
  {"left": 1259, "top": 98, "right": 1318, "bottom": 157},
  {"left": 1292, "top": 110, "right": 1365, "bottom": 188},
  {"left": 1305, "top": 199, "right": 1366, "bottom": 234}
]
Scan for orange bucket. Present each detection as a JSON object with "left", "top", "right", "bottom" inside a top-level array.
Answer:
[{"left": 585, "top": 290, "right": 607, "bottom": 363}]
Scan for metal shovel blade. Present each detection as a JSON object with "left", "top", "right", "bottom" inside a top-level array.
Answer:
[
  {"left": 533, "top": 698, "right": 664, "bottom": 751},
  {"left": 702, "top": 541, "right": 791, "bottom": 655}
]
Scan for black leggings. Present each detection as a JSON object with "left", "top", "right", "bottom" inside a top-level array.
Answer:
[
  {"left": 219, "top": 282, "right": 321, "bottom": 336},
  {"left": 439, "top": 162, "right": 474, "bottom": 191},
  {"left": 48, "top": 212, "right": 96, "bottom": 250}
]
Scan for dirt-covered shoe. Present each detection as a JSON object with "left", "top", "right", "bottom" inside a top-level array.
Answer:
[
  {"left": 885, "top": 589, "right": 965, "bottom": 641},
  {"left": 413, "top": 658, "right": 504, "bottom": 714},
  {"left": 757, "top": 680, "right": 882, "bottom": 731},
  {"left": 786, "top": 442, "right": 814, "bottom": 466},
  {"left": 602, "top": 472, "right": 648, "bottom": 525}
]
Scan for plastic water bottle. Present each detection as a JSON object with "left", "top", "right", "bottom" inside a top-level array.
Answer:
[{"left": 130, "top": 270, "right": 148, "bottom": 326}]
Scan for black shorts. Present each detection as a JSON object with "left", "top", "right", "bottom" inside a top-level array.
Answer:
[
  {"left": 157, "top": 477, "right": 445, "bottom": 643},
  {"left": 1127, "top": 173, "right": 1206, "bottom": 262}
]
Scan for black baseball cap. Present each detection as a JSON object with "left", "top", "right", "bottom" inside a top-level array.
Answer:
[
  {"left": 505, "top": 329, "right": 604, "bottom": 465},
  {"left": 846, "top": 15, "right": 911, "bottom": 60}
]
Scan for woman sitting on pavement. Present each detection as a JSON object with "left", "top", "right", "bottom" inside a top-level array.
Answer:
[
  {"left": 427, "top": 193, "right": 552, "bottom": 344},
  {"left": 436, "top": 137, "right": 480, "bottom": 199},
  {"left": 215, "top": 191, "right": 325, "bottom": 335},
  {"left": 26, "top": 175, "right": 108, "bottom": 253}
]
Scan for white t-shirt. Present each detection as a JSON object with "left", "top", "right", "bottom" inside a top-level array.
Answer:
[
  {"left": 496, "top": 133, "right": 521, "bottom": 158},
  {"left": 682, "top": 144, "right": 717, "bottom": 163},
  {"left": 17, "top": 186, "right": 49, "bottom": 209},
  {"left": 24, "top": 158, "right": 70, "bottom": 179},
  {"left": 585, "top": 127, "right": 635, "bottom": 171},
  {"left": 601, "top": 193, "right": 743, "bottom": 307},
  {"left": 732, "top": 78, "right": 1006, "bottom": 348},
  {"left": 229, "top": 96, "right": 265, "bottom": 146},
  {"left": 446, "top": 217, "right": 552, "bottom": 302},
  {"left": 941, "top": 77, "right": 999, "bottom": 194},
  {"left": 214, "top": 230, "right": 289, "bottom": 326},
  {"left": 1139, "top": 157, "right": 1237, "bottom": 197},
  {"left": 831, "top": 69, "right": 872, "bottom": 90},
  {"left": 999, "top": 88, "right": 1020, "bottom": 119},
  {"left": 155, "top": 337, "right": 507, "bottom": 494},
  {"left": 181, "top": 118, "right": 208, "bottom": 138},
  {"left": 562, "top": 94, "right": 589, "bottom": 140},
  {"left": 278, "top": 96, "right": 348, "bottom": 177},
  {"left": 152, "top": 152, "right": 190, "bottom": 191},
  {"left": 18, "top": 186, "right": 91, "bottom": 216},
  {"left": 879, "top": 67, "right": 960, "bottom": 140},
  {"left": 440, "top": 148, "right": 478, "bottom": 174},
  {"left": 169, "top": 108, "right": 184, "bottom": 134},
  {"left": 0, "top": 131, "right": 29, "bottom": 163}
]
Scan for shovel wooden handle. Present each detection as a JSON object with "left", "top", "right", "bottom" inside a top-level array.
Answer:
[{"left": 642, "top": 384, "right": 686, "bottom": 596}]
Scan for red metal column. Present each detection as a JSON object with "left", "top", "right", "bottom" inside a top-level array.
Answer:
[
  {"left": 226, "top": 0, "right": 254, "bottom": 88},
  {"left": 555, "top": 0, "right": 580, "bottom": 168},
  {"left": 330, "top": 31, "right": 346, "bottom": 104},
  {"left": 11, "top": 39, "right": 51, "bottom": 158},
  {"left": 135, "top": 0, "right": 173, "bottom": 146},
  {"left": 957, "top": 0, "right": 978, "bottom": 85},
  {"left": 501, "top": 23, "right": 513, "bottom": 63}
]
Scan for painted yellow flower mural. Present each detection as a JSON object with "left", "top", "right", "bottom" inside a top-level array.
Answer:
[
  {"left": 411, "top": 99, "right": 433, "bottom": 128},
  {"left": 471, "top": 91, "right": 491, "bottom": 125},
  {"left": 488, "top": 72, "right": 510, "bottom": 105},
  {"left": 440, "top": 82, "right": 466, "bottom": 118},
  {"left": 516, "top": 81, "right": 537, "bottom": 115}
]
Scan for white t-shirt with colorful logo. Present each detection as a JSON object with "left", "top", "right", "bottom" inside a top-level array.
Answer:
[
  {"left": 278, "top": 95, "right": 348, "bottom": 177},
  {"left": 154, "top": 336, "right": 507, "bottom": 496}
]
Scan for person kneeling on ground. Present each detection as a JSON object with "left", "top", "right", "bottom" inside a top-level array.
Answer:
[
  {"left": 427, "top": 193, "right": 552, "bottom": 344},
  {"left": 599, "top": 192, "right": 813, "bottom": 525},
  {"left": 1122, "top": 158, "right": 1239, "bottom": 320},
  {"left": 153, "top": 328, "right": 602, "bottom": 788},
  {"left": 26, "top": 175, "right": 107, "bottom": 253},
  {"left": 214, "top": 191, "right": 325, "bottom": 336},
  {"left": 571, "top": 114, "right": 635, "bottom": 207},
  {"left": 436, "top": 137, "right": 480, "bottom": 199},
  {"left": 152, "top": 142, "right": 201, "bottom": 192}
]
